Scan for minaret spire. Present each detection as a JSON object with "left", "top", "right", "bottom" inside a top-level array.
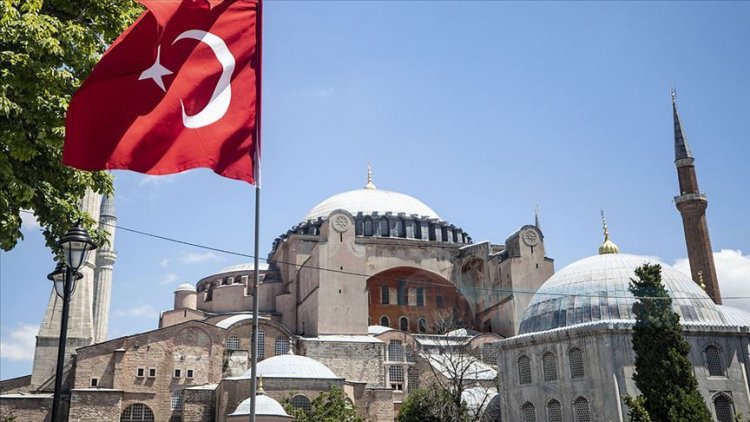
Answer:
[
  {"left": 364, "top": 163, "right": 376, "bottom": 190},
  {"left": 534, "top": 204, "right": 540, "bottom": 229},
  {"left": 671, "top": 92, "right": 721, "bottom": 304},
  {"left": 598, "top": 210, "right": 619, "bottom": 255}
]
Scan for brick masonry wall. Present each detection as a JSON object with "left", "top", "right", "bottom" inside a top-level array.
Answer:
[
  {"left": 183, "top": 388, "right": 215, "bottom": 422},
  {"left": 68, "top": 389, "right": 122, "bottom": 421},
  {"left": 301, "top": 340, "right": 384, "bottom": 386},
  {"left": 0, "top": 396, "right": 52, "bottom": 422}
]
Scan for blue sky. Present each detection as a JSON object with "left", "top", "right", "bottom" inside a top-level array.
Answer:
[{"left": 2, "top": 1, "right": 749, "bottom": 380}]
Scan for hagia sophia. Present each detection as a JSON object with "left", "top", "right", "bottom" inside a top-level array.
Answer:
[{"left": 1, "top": 96, "right": 748, "bottom": 422}]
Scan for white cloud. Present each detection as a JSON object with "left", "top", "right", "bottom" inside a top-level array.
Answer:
[
  {"left": 0, "top": 324, "right": 38, "bottom": 362},
  {"left": 160, "top": 258, "right": 170, "bottom": 268},
  {"left": 673, "top": 249, "right": 750, "bottom": 312},
  {"left": 114, "top": 304, "right": 159, "bottom": 319},
  {"left": 181, "top": 251, "right": 221, "bottom": 264},
  {"left": 20, "top": 210, "right": 40, "bottom": 231},
  {"left": 159, "top": 273, "right": 179, "bottom": 285},
  {"left": 138, "top": 174, "right": 176, "bottom": 187}
]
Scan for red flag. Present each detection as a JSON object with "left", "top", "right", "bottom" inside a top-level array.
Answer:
[{"left": 63, "top": 0, "right": 261, "bottom": 184}]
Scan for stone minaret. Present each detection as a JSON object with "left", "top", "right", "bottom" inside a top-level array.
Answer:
[
  {"left": 31, "top": 189, "right": 101, "bottom": 388},
  {"left": 672, "top": 91, "right": 721, "bottom": 304},
  {"left": 92, "top": 194, "right": 116, "bottom": 343}
]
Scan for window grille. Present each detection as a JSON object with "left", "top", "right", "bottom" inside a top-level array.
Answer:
[
  {"left": 120, "top": 403, "right": 155, "bottom": 422},
  {"left": 380, "top": 315, "right": 390, "bottom": 327},
  {"left": 397, "top": 280, "right": 407, "bottom": 305},
  {"left": 407, "top": 366, "right": 420, "bottom": 392},
  {"left": 569, "top": 348, "right": 585, "bottom": 378},
  {"left": 543, "top": 352, "right": 558, "bottom": 382},
  {"left": 418, "top": 318, "right": 428, "bottom": 333},
  {"left": 388, "top": 341, "right": 404, "bottom": 362},
  {"left": 252, "top": 328, "right": 265, "bottom": 360},
  {"left": 482, "top": 343, "right": 497, "bottom": 365},
  {"left": 389, "top": 365, "right": 404, "bottom": 390},
  {"left": 518, "top": 355, "right": 532, "bottom": 384},
  {"left": 381, "top": 286, "right": 390, "bottom": 305},
  {"left": 274, "top": 337, "right": 289, "bottom": 356},
  {"left": 405, "top": 346, "right": 416, "bottom": 363},
  {"left": 705, "top": 345, "right": 724, "bottom": 376},
  {"left": 291, "top": 395, "right": 312, "bottom": 414},
  {"left": 400, "top": 317, "right": 409, "bottom": 331},
  {"left": 546, "top": 400, "right": 562, "bottom": 422},
  {"left": 714, "top": 394, "right": 734, "bottom": 422},
  {"left": 171, "top": 391, "right": 183, "bottom": 411},
  {"left": 416, "top": 288, "right": 424, "bottom": 306},
  {"left": 574, "top": 397, "right": 590, "bottom": 422},
  {"left": 521, "top": 402, "right": 536, "bottom": 422},
  {"left": 169, "top": 417, "right": 182, "bottom": 422},
  {"left": 226, "top": 335, "right": 240, "bottom": 351}
]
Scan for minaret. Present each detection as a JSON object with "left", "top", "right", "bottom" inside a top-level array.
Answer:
[
  {"left": 31, "top": 189, "right": 101, "bottom": 388},
  {"left": 93, "top": 194, "right": 116, "bottom": 343},
  {"left": 671, "top": 91, "right": 721, "bottom": 304}
]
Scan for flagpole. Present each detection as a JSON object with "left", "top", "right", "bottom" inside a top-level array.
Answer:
[{"left": 249, "top": 1, "right": 263, "bottom": 422}]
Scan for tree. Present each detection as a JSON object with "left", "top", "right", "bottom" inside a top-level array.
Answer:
[
  {"left": 626, "top": 263, "right": 711, "bottom": 422},
  {"left": 0, "top": 0, "right": 142, "bottom": 252},
  {"left": 283, "top": 387, "right": 364, "bottom": 422},
  {"left": 397, "top": 384, "right": 458, "bottom": 422}
]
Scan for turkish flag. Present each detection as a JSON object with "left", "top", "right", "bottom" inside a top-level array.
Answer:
[{"left": 63, "top": 0, "right": 261, "bottom": 184}]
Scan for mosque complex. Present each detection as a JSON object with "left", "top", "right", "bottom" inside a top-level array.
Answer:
[{"left": 1, "top": 95, "right": 748, "bottom": 421}]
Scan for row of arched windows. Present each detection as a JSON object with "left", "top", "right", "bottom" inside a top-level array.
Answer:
[
  {"left": 225, "top": 332, "right": 290, "bottom": 360},
  {"left": 518, "top": 348, "right": 584, "bottom": 385},
  {"left": 521, "top": 397, "right": 590, "bottom": 422},
  {"left": 379, "top": 315, "right": 430, "bottom": 333}
]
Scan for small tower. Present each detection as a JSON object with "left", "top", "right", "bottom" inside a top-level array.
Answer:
[
  {"left": 92, "top": 194, "right": 117, "bottom": 343},
  {"left": 671, "top": 91, "right": 721, "bottom": 304}
]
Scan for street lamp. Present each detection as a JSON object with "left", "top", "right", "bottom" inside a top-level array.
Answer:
[{"left": 48, "top": 223, "right": 96, "bottom": 422}]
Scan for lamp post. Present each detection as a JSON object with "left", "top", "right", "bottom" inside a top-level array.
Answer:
[{"left": 48, "top": 223, "right": 97, "bottom": 422}]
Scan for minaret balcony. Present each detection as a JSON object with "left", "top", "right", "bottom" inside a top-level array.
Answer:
[{"left": 674, "top": 192, "right": 707, "bottom": 205}]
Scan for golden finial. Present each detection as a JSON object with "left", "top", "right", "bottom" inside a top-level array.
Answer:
[
  {"left": 257, "top": 376, "right": 265, "bottom": 395},
  {"left": 698, "top": 270, "right": 706, "bottom": 291},
  {"left": 364, "top": 163, "right": 376, "bottom": 190},
  {"left": 598, "top": 210, "right": 620, "bottom": 255}
]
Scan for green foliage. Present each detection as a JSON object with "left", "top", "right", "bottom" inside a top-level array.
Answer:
[
  {"left": 0, "top": 0, "right": 142, "bottom": 252},
  {"left": 623, "top": 395, "right": 651, "bottom": 422},
  {"left": 627, "top": 264, "right": 712, "bottom": 422},
  {"left": 282, "top": 387, "right": 363, "bottom": 422},
  {"left": 397, "top": 384, "right": 469, "bottom": 422}
]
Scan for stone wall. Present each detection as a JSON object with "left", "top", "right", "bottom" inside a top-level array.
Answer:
[
  {"left": 0, "top": 395, "right": 52, "bottom": 422},
  {"left": 183, "top": 387, "right": 215, "bottom": 422},
  {"left": 301, "top": 339, "right": 384, "bottom": 386},
  {"left": 361, "top": 388, "right": 395, "bottom": 421},
  {"left": 68, "top": 389, "right": 122, "bottom": 421}
]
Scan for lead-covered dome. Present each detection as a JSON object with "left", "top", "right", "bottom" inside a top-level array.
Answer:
[
  {"left": 519, "top": 253, "right": 726, "bottom": 334},
  {"left": 229, "top": 394, "right": 291, "bottom": 417},
  {"left": 302, "top": 188, "right": 440, "bottom": 223},
  {"left": 240, "top": 354, "right": 340, "bottom": 379}
]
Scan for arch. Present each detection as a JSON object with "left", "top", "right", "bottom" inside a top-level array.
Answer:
[
  {"left": 397, "top": 218, "right": 406, "bottom": 237},
  {"left": 379, "top": 217, "right": 390, "bottom": 237},
  {"left": 364, "top": 216, "right": 373, "bottom": 236},
  {"left": 704, "top": 344, "right": 725, "bottom": 377},
  {"left": 713, "top": 392, "right": 734, "bottom": 422},
  {"left": 291, "top": 395, "right": 312, "bottom": 414},
  {"left": 568, "top": 347, "right": 584, "bottom": 378},
  {"left": 518, "top": 355, "right": 532, "bottom": 384},
  {"left": 521, "top": 402, "right": 536, "bottom": 422},
  {"left": 120, "top": 403, "right": 155, "bottom": 422},
  {"left": 274, "top": 336, "right": 289, "bottom": 356},
  {"left": 380, "top": 315, "right": 390, "bottom": 327},
  {"left": 543, "top": 352, "right": 558, "bottom": 382},
  {"left": 546, "top": 399, "right": 562, "bottom": 422},
  {"left": 573, "top": 396, "right": 591, "bottom": 422},
  {"left": 399, "top": 316, "right": 409, "bottom": 331},
  {"left": 226, "top": 335, "right": 240, "bottom": 351}
]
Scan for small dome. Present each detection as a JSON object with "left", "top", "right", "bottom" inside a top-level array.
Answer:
[
  {"left": 175, "top": 283, "right": 196, "bottom": 292},
  {"left": 241, "top": 354, "right": 339, "bottom": 379},
  {"left": 229, "top": 394, "right": 290, "bottom": 417},
  {"left": 302, "top": 188, "right": 440, "bottom": 222},
  {"left": 519, "top": 253, "right": 726, "bottom": 334}
]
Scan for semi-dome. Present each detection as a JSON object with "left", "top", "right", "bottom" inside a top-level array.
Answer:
[
  {"left": 302, "top": 188, "right": 440, "bottom": 222},
  {"left": 174, "top": 283, "right": 196, "bottom": 292},
  {"left": 229, "top": 394, "right": 291, "bottom": 417},
  {"left": 241, "top": 354, "right": 340, "bottom": 379},
  {"left": 519, "top": 253, "right": 726, "bottom": 334}
]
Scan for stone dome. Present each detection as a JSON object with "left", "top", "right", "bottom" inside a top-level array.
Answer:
[
  {"left": 175, "top": 283, "right": 196, "bottom": 292},
  {"left": 229, "top": 394, "right": 290, "bottom": 417},
  {"left": 241, "top": 354, "right": 340, "bottom": 379},
  {"left": 302, "top": 188, "right": 440, "bottom": 222},
  {"left": 519, "top": 253, "right": 726, "bottom": 334}
]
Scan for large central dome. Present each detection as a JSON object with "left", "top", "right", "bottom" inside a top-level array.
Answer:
[{"left": 302, "top": 188, "right": 440, "bottom": 223}]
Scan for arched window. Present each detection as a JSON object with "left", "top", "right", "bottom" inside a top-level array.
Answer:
[
  {"left": 380, "top": 217, "right": 390, "bottom": 237},
  {"left": 226, "top": 335, "right": 240, "bottom": 351},
  {"left": 170, "top": 391, "right": 183, "bottom": 411},
  {"left": 291, "top": 395, "right": 312, "bottom": 414},
  {"left": 400, "top": 317, "right": 409, "bottom": 331},
  {"left": 546, "top": 399, "right": 562, "bottom": 422},
  {"left": 251, "top": 328, "right": 265, "bottom": 360},
  {"left": 121, "top": 403, "right": 155, "bottom": 422},
  {"left": 397, "top": 219, "right": 406, "bottom": 237},
  {"left": 388, "top": 340, "right": 404, "bottom": 362},
  {"left": 543, "top": 352, "right": 558, "bottom": 382},
  {"left": 521, "top": 402, "right": 536, "bottom": 422},
  {"left": 705, "top": 345, "right": 724, "bottom": 376},
  {"left": 418, "top": 318, "right": 428, "bottom": 333},
  {"left": 380, "top": 315, "right": 390, "bottom": 328},
  {"left": 274, "top": 336, "right": 289, "bottom": 356},
  {"left": 481, "top": 343, "right": 497, "bottom": 365},
  {"left": 414, "top": 220, "right": 422, "bottom": 239},
  {"left": 714, "top": 393, "right": 735, "bottom": 422},
  {"left": 518, "top": 355, "right": 532, "bottom": 384},
  {"left": 574, "top": 397, "right": 591, "bottom": 422},
  {"left": 364, "top": 217, "right": 373, "bottom": 236},
  {"left": 569, "top": 347, "right": 584, "bottom": 378}
]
